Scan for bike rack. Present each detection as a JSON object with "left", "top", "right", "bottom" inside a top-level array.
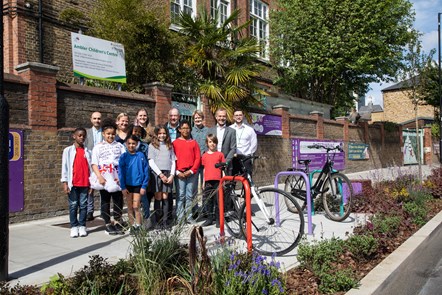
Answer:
[
  {"left": 218, "top": 176, "right": 252, "bottom": 252},
  {"left": 273, "top": 171, "right": 313, "bottom": 235}
]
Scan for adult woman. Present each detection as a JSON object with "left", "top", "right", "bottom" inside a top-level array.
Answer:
[
  {"left": 134, "top": 108, "right": 154, "bottom": 144},
  {"left": 115, "top": 113, "right": 129, "bottom": 144}
]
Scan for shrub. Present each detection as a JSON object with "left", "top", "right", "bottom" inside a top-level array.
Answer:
[
  {"left": 403, "top": 202, "right": 428, "bottom": 227},
  {"left": 0, "top": 281, "right": 40, "bottom": 295},
  {"left": 297, "top": 238, "right": 345, "bottom": 273},
  {"left": 131, "top": 226, "right": 189, "bottom": 294},
  {"left": 318, "top": 269, "right": 358, "bottom": 294},
  {"left": 345, "top": 235, "right": 378, "bottom": 262},
  {"left": 425, "top": 167, "right": 442, "bottom": 198},
  {"left": 216, "top": 251, "right": 286, "bottom": 295},
  {"left": 370, "top": 214, "right": 402, "bottom": 237}
]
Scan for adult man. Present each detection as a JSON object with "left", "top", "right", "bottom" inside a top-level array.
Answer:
[
  {"left": 84, "top": 111, "right": 102, "bottom": 221},
  {"left": 230, "top": 109, "right": 257, "bottom": 177},
  {"left": 165, "top": 108, "right": 181, "bottom": 142},
  {"left": 208, "top": 108, "right": 236, "bottom": 212}
]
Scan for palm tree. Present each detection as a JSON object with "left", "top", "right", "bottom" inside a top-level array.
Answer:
[{"left": 178, "top": 8, "right": 265, "bottom": 120}]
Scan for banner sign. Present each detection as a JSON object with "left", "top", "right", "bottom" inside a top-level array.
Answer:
[
  {"left": 292, "top": 138, "right": 345, "bottom": 170},
  {"left": 71, "top": 32, "right": 126, "bottom": 83},
  {"left": 250, "top": 113, "right": 282, "bottom": 136},
  {"left": 9, "top": 129, "right": 24, "bottom": 212},
  {"left": 348, "top": 142, "right": 369, "bottom": 160}
]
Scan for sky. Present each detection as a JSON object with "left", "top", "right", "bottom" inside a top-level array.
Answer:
[{"left": 364, "top": 0, "right": 442, "bottom": 107}]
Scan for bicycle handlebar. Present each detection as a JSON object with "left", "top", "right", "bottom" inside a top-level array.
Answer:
[
  {"left": 214, "top": 155, "right": 265, "bottom": 169},
  {"left": 307, "top": 144, "right": 343, "bottom": 152}
]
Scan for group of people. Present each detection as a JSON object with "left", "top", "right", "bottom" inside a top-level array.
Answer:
[{"left": 60, "top": 107, "right": 257, "bottom": 238}]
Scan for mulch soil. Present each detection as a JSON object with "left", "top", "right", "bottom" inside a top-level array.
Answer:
[{"left": 285, "top": 199, "right": 442, "bottom": 294}]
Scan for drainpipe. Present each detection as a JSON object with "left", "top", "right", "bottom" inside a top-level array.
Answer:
[{"left": 39, "top": 0, "right": 43, "bottom": 63}]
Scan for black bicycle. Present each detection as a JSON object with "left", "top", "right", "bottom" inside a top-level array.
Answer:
[
  {"left": 284, "top": 144, "right": 353, "bottom": 222},
  {"left": 214, "top": 155, "right": 305, "bottom": 256}
]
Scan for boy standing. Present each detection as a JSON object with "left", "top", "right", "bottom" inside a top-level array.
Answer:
[
  {"left": 61, "top": 128, "right": 92, "bottom": 238},
  {"left": 201, "top": 134, "right": 225, "bottom": 227}
]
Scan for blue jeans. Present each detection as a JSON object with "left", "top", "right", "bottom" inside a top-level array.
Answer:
[
  {"left": 68, "top": 187, "right": 88, "bottom": 227},
  {"left": 176, "top": 173, "right": 198, "bottom": 221},
  {"left": 141, "top": 192, "right": 153, "bottom": 219},
  {"left": 87, "top": 191, "right": 95, "bottom": 214}
]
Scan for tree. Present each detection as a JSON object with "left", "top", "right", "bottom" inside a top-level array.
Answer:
[
  {"left": 177, "top": 8, "right": 265, "bottom": 119},
  {"left": 271, "top": 0, "right": 416, "bottom": 112},
  {"left": 399, "top": 32, "right": 435, "bottom": 181},
  {"left": 89, "top": 0, "right": 195, "bottom": 91}
]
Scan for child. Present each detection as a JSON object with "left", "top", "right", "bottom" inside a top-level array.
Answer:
[
  {"left": 148, "top": 125, "right": 176, "bottom": 227},
  {"left": 172, "top": 120, "right": 201, "bottom": 224},
  {"left": 127, "top": 124, "right": 152, "bottom": 223},
  {"left": 201, "top": 134, "right": 225, "bottom": 227},
  {"left": 119, "top": 135, "right": 150, "bottom": 234},
  {"left": 61, "top": 128, "right": 92, "bottom": 238},
  {"left": 91, "top": 118, "right": 126, "bottom": 235}
]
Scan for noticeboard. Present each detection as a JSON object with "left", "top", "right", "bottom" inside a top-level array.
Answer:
[
  {"left": 348, "top": 142, "right": 369, "bottom": 160},
  {"left": 292, "top": 138, "right": 345, "bottom": 170}
]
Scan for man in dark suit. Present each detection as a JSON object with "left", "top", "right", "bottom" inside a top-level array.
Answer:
[
  {"left": 84, "top": 112, "right": 102, "bottom": 221},
  {"left": 207, "top": 108, "right": 237, "bottom": 213}
]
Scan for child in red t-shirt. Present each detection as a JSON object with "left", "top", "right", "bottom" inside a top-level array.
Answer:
[
  {"left": 61, "top": 128, "right": 92, "bottom": 238},
  {"left": 201, "top": 134, "right": 225, "bottom": 227}
]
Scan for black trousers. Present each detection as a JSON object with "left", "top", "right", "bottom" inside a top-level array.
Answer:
[
  {"left": 99, "top": 190, "right": 123, "bottom": 224},
  {"left": 202, "top": 180, "right": 220, "bottom": 221}
]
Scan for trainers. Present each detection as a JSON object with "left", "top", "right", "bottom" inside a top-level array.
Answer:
[
  {"left": 70, "top": 227, "right": 79, "bottom": 238},
  {"left": 105, "top": 224, "right": 118, "bottom": 235},
  {"left": 78, "top": 226, "right": 88, "bottom": 237},
  {"left": 114, "top": 223, "right": 125, "bottom": 235}
]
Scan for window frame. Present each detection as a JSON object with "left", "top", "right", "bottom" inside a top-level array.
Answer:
[{"left": 249, "top": 0, "right": 269, "bottom": 60}]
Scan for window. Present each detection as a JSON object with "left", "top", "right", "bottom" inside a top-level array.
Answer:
[
  {"left": 171, "top": 0, "right": 195, "bottom": 24},
  {"left": 211, "top": 0, "right": 230, "bottom": 25},
  {"left": 250, "top": 0, "right": 269, "bottom": 59}
]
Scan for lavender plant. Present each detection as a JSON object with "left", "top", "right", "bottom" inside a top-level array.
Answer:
[{"left": 214, "top": 251, "right": 285, "bottom": 295}]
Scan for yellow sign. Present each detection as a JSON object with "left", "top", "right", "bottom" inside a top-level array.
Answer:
[{"left": 9, "top": 131, "right": 21, "bottom": 161}]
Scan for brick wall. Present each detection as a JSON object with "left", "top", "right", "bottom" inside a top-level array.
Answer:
[{"left": 383, "top": 89, "right": 435, "bottom": 124}]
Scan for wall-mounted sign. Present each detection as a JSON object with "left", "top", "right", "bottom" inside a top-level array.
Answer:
[
  {"left": 292, "top": 138, "right": 345, "bottom": 170},
  {"left": 9, "top": 129, "right": 24, "bottom": 212},
  {"left": 348, "top": 142, "right": 369, "bottom": 160},
  {"left": 71, "top": 32, "right": 126, "bottom": 83},
  {"left": 250, "top": 113, "right": 282, "bottom": 136}
]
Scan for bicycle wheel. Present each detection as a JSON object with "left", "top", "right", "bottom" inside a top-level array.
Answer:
[
  {"left": 322, "top": 173, "right": 353, "bottom": 222},
  {"left": 239, "top": 188, "right": 304, "bottom": 256},
  {"left": 284, "top": 175, "right": 307, "bottom": 212},
  {"left": 224, "top": 184, "right": 245, "bottom": 239}
]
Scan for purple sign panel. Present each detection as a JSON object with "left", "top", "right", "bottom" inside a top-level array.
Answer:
[
  {"left": 292, "top": 138, "right": 345, "bottom": 171},
  {"left": 9, "top": 129, "right": 24, "bottom": 212},
  {"left": 251, "top": 113, "right": 282, "bottom": 136}
]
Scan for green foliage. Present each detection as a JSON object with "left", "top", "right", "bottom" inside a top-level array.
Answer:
[
  {"left": 214, "top": 251, "right": 286, "bottom": 295},
  {"left": 318, "top": 269, "right": 358, "bottom": 294},
  {"left": 297, "top": 238, "right": 345, "bottom": 273},
  {"left": 177, "top": 8, "right": 266, "bottom": 119},
  {"left": 59, "top": 8, "right": 89, "bottom": 28},
  {"left": 370, "top": 214, "right": 402, "bottom": 236},
  {"left": 68, "top": 255, "right": 135, "bottom": 295},
  {"left": 431, "top": 122, "right": 440, "bottom": 139},
  {"left": 131, "top": 226, "right": 189, "bottom": 294},
  {"left": 345, "top": 235, "right": 378, "bottom": 261},
  {"left": 89, "top": 0, "right": 194, "bottom": 91},
  {"left": 271, "top": 0, "right": 415, "bottom": 109},
  {"left": 40, "top": 274, "right": 70, "bottom": 295},
  {"left": 403, "top": 201, "right": 428, "bottom": 227}
]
